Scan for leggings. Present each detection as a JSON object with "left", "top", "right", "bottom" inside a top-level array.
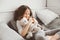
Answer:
[{"left": 35, "top": 28, "right": 60, "bottom": 40}]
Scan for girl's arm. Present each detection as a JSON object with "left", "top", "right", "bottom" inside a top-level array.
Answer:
[{"left": 20, "top": 18, "right": 32, "bottom": 37}]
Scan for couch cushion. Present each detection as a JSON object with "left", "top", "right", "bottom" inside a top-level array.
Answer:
[{"left": 36, "top": 9, "right": 59, "bottom": 25}]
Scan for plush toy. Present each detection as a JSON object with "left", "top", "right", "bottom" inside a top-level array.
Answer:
[{"left": 19, "top": 17, "right": 41, "bottom": 39}]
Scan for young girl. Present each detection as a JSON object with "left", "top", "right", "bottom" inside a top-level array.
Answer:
[
  {"left": 14, "top": 5, "right": 41, "bottom": 39},
  {"left": 14, "top": 5, "right": 60, "bottom": 40}
]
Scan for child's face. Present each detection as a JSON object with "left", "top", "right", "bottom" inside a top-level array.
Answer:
[{"left": 23, "top": 8, "right": 30, "bottom": 19}]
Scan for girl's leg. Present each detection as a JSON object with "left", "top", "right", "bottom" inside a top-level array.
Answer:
[
  {"left": 35, "top": 35, "right": 47, "bottom": 40},
  {"left": 45, "top": 28, "right": 60, "bottom": 36},
  {"left": 35, "top": 30, "right": 48, "bottom": 40}
]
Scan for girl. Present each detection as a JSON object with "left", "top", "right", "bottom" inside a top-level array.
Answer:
[
  {"left": 14, "top": 5, "right": 40, "bottom": 39},
  {"left": 13, "top": 5, "right": 60, "bottom": 40}
]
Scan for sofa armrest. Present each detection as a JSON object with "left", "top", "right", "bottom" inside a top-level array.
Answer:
[{"left": 0, "top": 23, "right": 25, "bottom": 40}]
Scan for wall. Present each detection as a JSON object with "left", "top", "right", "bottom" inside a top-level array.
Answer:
[
  {"left": 0, "top": 0, "right": 46, "bottom": 12},
  {"left": 47, "top": 0, "right": 60, "bottom": 15}
]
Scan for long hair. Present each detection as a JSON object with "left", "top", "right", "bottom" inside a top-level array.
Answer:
[{"left": 14, "top": 5, "right": 32, "bottom": 21}]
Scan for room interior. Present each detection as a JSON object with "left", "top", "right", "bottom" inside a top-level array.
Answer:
[{"left": 0, "top": 0, "right": 60, "bottom": 40}]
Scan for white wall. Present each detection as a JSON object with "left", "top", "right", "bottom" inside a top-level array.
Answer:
[
  {"left": 0, "top": 0, "right": 46, "bottom": 12},
  {"left": 47, "top": 0, "right": 60, "bottom": 15}
]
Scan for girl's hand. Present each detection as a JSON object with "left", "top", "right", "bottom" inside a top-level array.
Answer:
[
  {"left": 32, "top": 18, "right": 38, "bottom": 23},
  {"left": 29, "top": 17, "right": 36, "bottom": 23},
  {"left": 29, "top": 17, "right": 33, "bottom": 23}
]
